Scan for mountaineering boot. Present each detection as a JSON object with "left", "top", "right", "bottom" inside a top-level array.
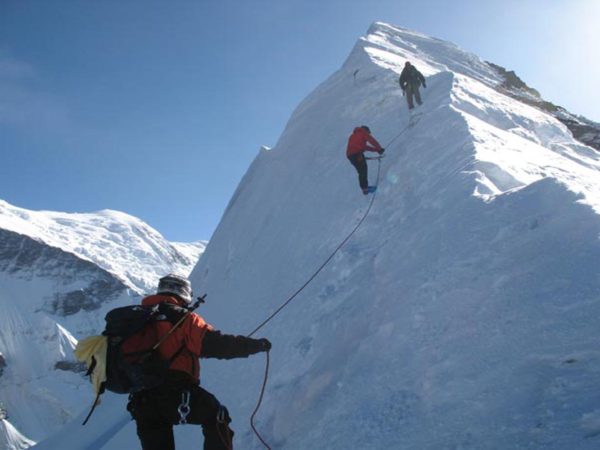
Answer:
[
  {"left": 367, "top": 186, "right": 377, "bottom": 194},
  {"left": 362, "top": 188, "right": 369, "bottom": 195}
]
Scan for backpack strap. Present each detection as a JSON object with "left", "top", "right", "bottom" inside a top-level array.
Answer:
[
  {"left": 85, "top": 356, "right": 97, "bottom": 377},
  {"left": 151, "top": 310, "right": 192, "bottom": 352}
]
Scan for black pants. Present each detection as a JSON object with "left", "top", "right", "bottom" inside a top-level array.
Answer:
[
  {"left": 348, "top": 153, "right": 368, "bottom": 190},
  {"left": 128, "top": 377, "right": 234, "bottom": 450},
  {"left": 405, "top": 83, "right": 422, "bottom": 109}
]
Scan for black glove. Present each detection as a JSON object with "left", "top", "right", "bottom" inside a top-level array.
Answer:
[
  {"left": 379, "top": 148, "right": 385, "bottom": 155},
  {"left": 422, "top": 82, "right": 427, "bottom": 88},
  {"left": 257, "top": 338, "right": 271, "bottom": 352}
]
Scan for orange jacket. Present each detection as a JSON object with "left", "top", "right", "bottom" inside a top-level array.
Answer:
[
  {"left": 121, "top": 295, "right": 213, "bottom": 383},
  {"left": 346, "top": 127, "right": 382, "bottom": 157}
]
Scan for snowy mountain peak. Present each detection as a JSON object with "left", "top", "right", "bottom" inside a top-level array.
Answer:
[
  {"left": 36, "top": 22, "right": 600, "bottom": 450},
  {"left": 186, "top": 22, "right": 600, "bottom": 449},
  {"left": 355, "top": 22, "right": 600, "bottom": 150},
  {"left": 0, "top": 199, "right": 206, "bottom": 294},
  {"left": 338, "top": 23, "right": 600, "bottom": 212},
  {"left": 347, "top": 22, "right": 501, "bottom": 85}
]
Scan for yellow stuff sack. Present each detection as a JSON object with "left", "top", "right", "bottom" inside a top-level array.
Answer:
[{"left": 74, "top": 335, "right": 107, "bottom": 396}]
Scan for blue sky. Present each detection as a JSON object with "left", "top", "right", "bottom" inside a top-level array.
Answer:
[{"left": 1, "top": 0, "right": 598, "bottom": 242}]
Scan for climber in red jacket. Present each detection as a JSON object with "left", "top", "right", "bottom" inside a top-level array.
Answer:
[{"left": 346, "top": 126, "right": 384, "bottom": 194}]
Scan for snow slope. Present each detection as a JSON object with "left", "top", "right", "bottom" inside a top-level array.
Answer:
[
  {"left": 0, "top": 200, "right": 205, "bottom": 448},
  {"left": 0, "top": 419, "right": 35, "bottom": 450},
  {"left": 36, "top": 22, "right": 600, "bottom": 449}
]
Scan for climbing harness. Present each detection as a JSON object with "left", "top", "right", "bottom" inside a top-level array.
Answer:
[
  {"left": 385, "top": 114, "right": 422, "bottom": 149},
  {"left": 246, "top": 116, "right": 422, "bottom": 449},
  {"left": 177, "top": 391, "right": 191, "bottom": 425}
]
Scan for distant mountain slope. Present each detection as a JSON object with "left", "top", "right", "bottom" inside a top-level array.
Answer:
[
  {"left": 1, "top": 418, "right": 35, "bottom": 450},
  {"left": 0, "top": 199, "right": 205, "bottom": 447},
  {"left": 0, "top": 200, "right": 206, "bottom": 294}
]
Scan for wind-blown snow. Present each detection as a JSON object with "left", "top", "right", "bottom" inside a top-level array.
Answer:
[{"left": 36, "top": 22, "right": 600, "bottom": 450}]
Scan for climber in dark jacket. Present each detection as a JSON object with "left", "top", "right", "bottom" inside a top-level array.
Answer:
[
  {"left": 126, "top": 274, "right": 271, "bottom": 450},
  {"left": 399, "top": 61, "right": 426, "bottom": 110}
]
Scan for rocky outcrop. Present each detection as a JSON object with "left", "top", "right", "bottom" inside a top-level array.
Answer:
[
  {"left": 0, "top": 229, "right": 112, "bottom": 281},
  {"left": 54, "top": 361, "right": 86, "bottom": 373},
  {"left": 45, "top": 278, "right": 124, "bottom": 316},
  {"left": 0, "top": 353, "right": 5, "bottom": 378},
  {"left": 0, "top": 229, "right": 129, "bottom": 316}
]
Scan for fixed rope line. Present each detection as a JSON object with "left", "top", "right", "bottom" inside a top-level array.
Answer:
[
  {"left": 383, "top": 114, "right": 420, "bottom": 149},
  {"left": 247, "top": 158, "right": 382, "bottom": 338},
  {"left": 247, "top": 118, "right": 417, "bottom": 338},
  {"left": 249, "top": 350, "right": 271, "bottom": 449},
  {"left": 246, "top": 119, "right": 417, "bottom": 449},
  {"left": 246, "top": 160, "right": 381, "bottom": 450}
]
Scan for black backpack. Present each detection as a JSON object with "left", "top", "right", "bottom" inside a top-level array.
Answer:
[
  {"left": 103, "top": 302, "right": 188, "bottom": 394},
  {"left": 81, "top": 297, "right": 205, "bottom": 425}
]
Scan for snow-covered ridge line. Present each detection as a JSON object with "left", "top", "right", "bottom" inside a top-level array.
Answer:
[
  {"left": 363, "top": 22, "right": 600, "bottom": 151},
  {"left": 448, "top": 73, "right": 600, "bottom": 211},
  {"left": 0, "top": 199, "right": 205, "bottom": 293},
  {"left": 351, "top": 22, "right": 600, "bottom": 209},
  {"left": 486, "top": 61, "right": 600, "bottom": 151}
]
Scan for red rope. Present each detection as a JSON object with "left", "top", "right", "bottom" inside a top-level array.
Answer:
[
  {"left": 246, "top": 160, "right": 383, "bottom": 449},
  {"left": 249, "top": 350, "right": 271, "bottom": 449},
  {"left": 247, "top": 158, "right": 382, "bottom": 338}
]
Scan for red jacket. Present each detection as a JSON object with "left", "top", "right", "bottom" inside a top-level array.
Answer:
[
  {"left": 346, "top": 127, "right": 382, "bottom": 157},
  {"left": 122, "top": 295, "right": 213, "bottom": 383}
]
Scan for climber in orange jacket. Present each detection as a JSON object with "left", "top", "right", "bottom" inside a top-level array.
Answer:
[
  {"left": 346, "top": 125, "right": 384, "bottom": 194},
  {"left": 125, "top": 274, "right": 271, "bottom": 450}
]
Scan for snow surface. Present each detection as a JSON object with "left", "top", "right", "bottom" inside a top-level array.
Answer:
[
  {"left": 36, "top": 22, "right": 600, "bottom": 450},
  {"left": 0, "top": 200, "right": 205, "bottom": 448},
  {"left": 1, "top": 419, "right": 35, "bottom": 450}
]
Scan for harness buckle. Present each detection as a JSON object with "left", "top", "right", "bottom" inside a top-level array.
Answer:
[{"left": 177, "top": 391, "right": 191, "bottom": 425}]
